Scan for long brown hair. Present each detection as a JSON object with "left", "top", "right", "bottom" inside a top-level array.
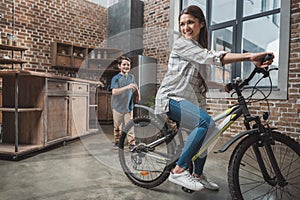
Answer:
[{"left": 179, "top": 5, "right": 209, "bottom": 49}]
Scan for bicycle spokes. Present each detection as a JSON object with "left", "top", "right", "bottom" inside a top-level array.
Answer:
[
  {"left": 251, "top": 141, "right": 287, "bottom": 187},
  {"left": 228, "top": 132, "right": 300, "bottom": 200},
  {"left": 119, "top": 117, "right": 175, "bottom": 187}
]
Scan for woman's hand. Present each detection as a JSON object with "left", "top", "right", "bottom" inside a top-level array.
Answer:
[{"left": 250, "top": 52, "right": 274, "bottom": 68}]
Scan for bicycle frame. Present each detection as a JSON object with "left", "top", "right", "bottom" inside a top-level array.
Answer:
[
  {"left": 192, "top": 104, "right": 243, "bottom": 162},
  {"left": 135, "top": 98, "right": 287, "bottom": 186},
  {"left": 134, "top": 103, "right": 246, "bottom": 162}
]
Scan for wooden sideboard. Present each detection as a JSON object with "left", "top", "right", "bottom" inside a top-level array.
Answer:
[
  {"left": 97, "top": 91, "right": 113, "bottom": 123},
  {"left": 0, "top": 70, "right": 101, "bottom": 159}
]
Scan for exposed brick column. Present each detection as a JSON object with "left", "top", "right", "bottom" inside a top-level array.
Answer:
[{"left": 143, "top": 0, "right": 171, "bottom": 83}]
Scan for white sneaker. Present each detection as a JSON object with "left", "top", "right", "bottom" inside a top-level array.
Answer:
[
  {"left": 168, "top": 170, "right": 204, "bottom": 191},
  {"left": 194, "top": 173, "right": 219, "bottom": 191}
]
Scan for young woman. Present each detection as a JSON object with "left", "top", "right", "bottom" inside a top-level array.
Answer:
[{"left": 155, "top": 5, "right": 274, "bottom": 191}]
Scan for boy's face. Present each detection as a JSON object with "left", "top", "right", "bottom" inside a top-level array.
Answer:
[{"left": 118, "top": 59, "right": 131, "bottom": 74}]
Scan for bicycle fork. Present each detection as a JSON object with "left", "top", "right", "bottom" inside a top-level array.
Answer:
[{"left": 252, "top": 136, "right": 288, "bottom": 187}]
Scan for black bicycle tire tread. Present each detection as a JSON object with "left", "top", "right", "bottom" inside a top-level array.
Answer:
[{"left": 228, "top": 131, "right": 300, "bottom": 200}]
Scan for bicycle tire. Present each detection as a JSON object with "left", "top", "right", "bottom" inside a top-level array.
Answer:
[
  {"left": 228, "top": 131, "right": 300, "bottom": 200},
  {"left": 118, "top": 116, "right": 175, "bottom": 189}
]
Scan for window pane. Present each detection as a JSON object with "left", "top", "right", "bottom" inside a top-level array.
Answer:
[
  {"left": 210, "top": 27, "right": 233, "bottom": 83},
  {"left": 182, "top": 0, "right": 206, "bottom": 12},
  {"left": 241, "top": 14, "right": 280, "bottom": 86},
  {"left": 243, "top": 0, "right": 280, "bottom": 17},
  {"left": 211, "top": 0, "right": 236, "bottom": 24}
]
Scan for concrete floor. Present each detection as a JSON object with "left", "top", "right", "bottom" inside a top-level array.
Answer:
[{"left": 0, "top": 125, "right": 233, "bottom": 200}]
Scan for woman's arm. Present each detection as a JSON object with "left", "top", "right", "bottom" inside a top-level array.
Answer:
[
  {"left": 206, "top": 80, "right": 225, "bottom": 90},
  {"left": 221, "top": 52, "right": 274, "bottom": 68}
]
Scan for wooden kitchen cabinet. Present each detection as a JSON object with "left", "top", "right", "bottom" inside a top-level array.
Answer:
[
  {"left": 98, "top": 91, "right": 113, "bottom": 123},
  {"left": 68, "top": 82, "right": 89, "bottom": 137},
  {"left": 88, "top": 84, "right": 98, "bottom": 128},
  {"left": 46, "top": 79, "right": 69, "bottom": 142},
  {"left": 47, "top": 95, "right": 68, "bottom": 141},
  {"left": 0, "top": 70, "right": 98, "bottom": 158},
  {"left": 45, "top": 79, "right": 89, "bottom": 141},
  {"left": 1, "top": 75, "right": 44, "bottom": 145}
]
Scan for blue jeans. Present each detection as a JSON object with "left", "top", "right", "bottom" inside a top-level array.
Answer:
[{"left": 167, "top": 99, "right": 211, "bottom": 175}]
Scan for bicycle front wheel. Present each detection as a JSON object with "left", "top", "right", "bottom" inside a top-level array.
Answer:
[
  {"left": 118, "top": 116, "right": 174, "bottom": 189},
  {"left": 228, "top": 131, "right": 300, "bottom": 200}
]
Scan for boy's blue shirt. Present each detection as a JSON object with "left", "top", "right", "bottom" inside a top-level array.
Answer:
[{"left": 110, "top": 73, "right": 136, "bottom": 113}]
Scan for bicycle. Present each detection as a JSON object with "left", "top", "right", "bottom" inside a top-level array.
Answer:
[{"left": 118, "top": 54, "right": 300, "bottom": 199}]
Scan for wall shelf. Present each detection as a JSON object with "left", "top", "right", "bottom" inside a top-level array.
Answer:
[
  {"left": 51, "top": 42, "right": 86, "bottom": 69},
  {"left": 51, "top": 42, "right": 122, "bottom": 72},
  {"left": 0, "top": 44, "right": 27, "bottom": 69},
  {"left": 0, "top": 58, "right": 27, "bottom": 65},
  {"left": 0, "top": 108, "right": 43, "bottom": 112},
  {"left": 0, "top": 44, "right": 27, "bottom": 51}
]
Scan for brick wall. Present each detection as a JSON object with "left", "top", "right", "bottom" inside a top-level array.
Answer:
[
  {"left": 285, "top": 0, "right": 300, "bottom": 139},
  {"left": 143, "top": 0, "right": 300, "bottom": 140},
  {"left": 143, "top": 0, "right": 171, "bottom": 82},
  {"left": 0, "top": 0, "right": 107, "bottom": 70}
]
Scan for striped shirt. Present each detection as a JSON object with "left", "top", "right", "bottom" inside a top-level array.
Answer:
[{"left": 155, "top": 37, "right": 226, "bottom": 114}]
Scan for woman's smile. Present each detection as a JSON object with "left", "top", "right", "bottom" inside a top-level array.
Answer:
[{"left": 180, "top": 14, "right": 202, "bottom": 41}]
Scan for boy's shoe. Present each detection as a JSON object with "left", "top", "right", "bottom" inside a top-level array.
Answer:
[
  {"left": 194, "top": 173, "right": 219, "bottom": 191},
  {"left": 168, "top": 170, "right": 204, "bottom": 191},
  {"left": 113, "top": 142, "right": 119, "bottom": 149}
]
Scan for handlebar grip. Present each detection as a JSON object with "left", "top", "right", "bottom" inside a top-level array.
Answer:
[
  {"left": 261, "top": 53, "right": 274, "bottom": 65},
  {"left": 225, "top": 83, "right": 233, "bottom": 92}
]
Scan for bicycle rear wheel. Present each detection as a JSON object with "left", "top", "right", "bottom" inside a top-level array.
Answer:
[
  {"left": 118, "top": 116, "right": 175, "bottom": 189},
  {"left": 228, "top": 131, "right": 300, "bottom": 200}
]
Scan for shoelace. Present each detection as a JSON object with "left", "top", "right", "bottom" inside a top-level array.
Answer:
[
  {"left": 199, "top": 173, "right": 207, "bottom": 181},
  {"left": 195, "top": 173, "right": 215, "bottom": 187},
  {"left": 184, "top": 172, "right": 198, "bottom": 184}
]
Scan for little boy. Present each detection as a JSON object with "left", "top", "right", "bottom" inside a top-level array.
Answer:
[{"left": 110, "top": 56, "right": 140, "bottom": 149}]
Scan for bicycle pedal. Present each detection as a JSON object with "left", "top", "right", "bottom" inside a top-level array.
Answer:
[{"left": 181, "top": 186, "right": 194, "bottom": 193}]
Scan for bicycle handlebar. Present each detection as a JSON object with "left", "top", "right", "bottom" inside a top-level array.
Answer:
[{"left": 225, "top": 54, "right": 276, "bottom": 93}]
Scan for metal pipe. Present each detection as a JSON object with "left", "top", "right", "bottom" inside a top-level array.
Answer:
[{"left": 15, "top": 72, "right": 19, "bottom": 152}]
